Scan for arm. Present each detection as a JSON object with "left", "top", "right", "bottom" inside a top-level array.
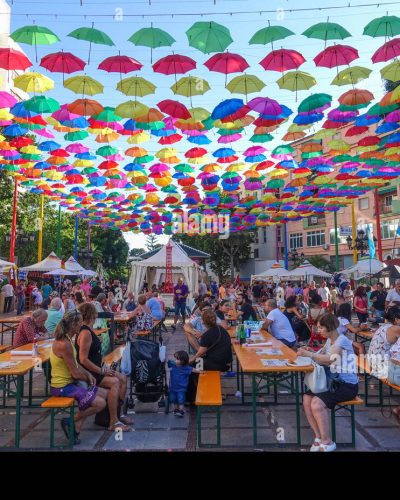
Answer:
[
  {"left": 261, "top": 319, "right": 272, "bottom": 330},
  {"left": 189, "top": 346, "right": 208, "bottom": 365},
  {"left": 184, "top": 322, "right": 202, "bottom": 339},
  {"left": 77, "top": 329, "right": 105, "bottom": 376},
  {"left": 297, "top": 344, "right": 340, "bottom": 366},
  {"left": 57, "top": 340, "right": 95, "bottom": 384}
]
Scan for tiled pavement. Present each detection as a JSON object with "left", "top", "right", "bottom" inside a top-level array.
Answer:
[{"left": 0, "top": 318, "right": 399, "bottom": 451}]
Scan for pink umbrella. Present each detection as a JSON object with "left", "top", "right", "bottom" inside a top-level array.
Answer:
[
  {"left": 40, "top": 51, "right": 85, "bottom": 81},
  {"left": 248, "top": 97, "right": 282, "bottom": 115},
  {"left": 105, "top": 153, "right": 125, "bottom": 161},
  {"left": 0, "top": 91, "right": 17, "bottom": 108},
  {"left": 35, "top": 129, "right": 55, "bottom": 138},
  {"left": 244, "top": 145, "right": 267, "bottom": 156},
  {"left": 143, "top": 184, "right": 158, "bottom": 192},
  {"left": 149, "top": 163, "right": 170, "bottom": 172},
  {"left": 259, "top": 49, "right": 305, "bottom": 72},
  {"left": 157, "top": 99, "right": 191, "bottom": 119},
  {"left": 66, "top": 143, "right": 89, "bottom": 153},
  {"left": 153, "top": 54, "right": 196, "bottom": 80},
  {"left": 314, "top": 44, "right": 359, "bottom": 68},
  {"left": 218, "top": 133, "right": 242, "bottom": 143},
  {"left": 98, "top": 54, "right": 142, "bottom": 73},
  {"left": 204, "top": 52, "right": 249, "bottom": 84},
  {"left": 384, "top": 109, "right": 400, "bottom": 122},
  {"left": 372, "top": 38, "right": 400, "bottom": 63},
  {"left": 52, "top": 104, "right": 81, "bottom": 122}
]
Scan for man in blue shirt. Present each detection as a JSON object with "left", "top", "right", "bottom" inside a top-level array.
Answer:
[
  {"left": 41, "top": 282, "right": 53, "bottom": 300},
  {"left": 171, "top": 278, "right": 188, "bottom": 331},
  {"left": 146, "top": 291, "right": 164, "bottom": 320}
]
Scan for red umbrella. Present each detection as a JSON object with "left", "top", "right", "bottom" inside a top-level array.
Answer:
[
  {"left": 204, "top": 52, "right": 249, "bottom": 85},
  {"left": 10, "top": 136, "right": 34, "bottom": 147},
  {"left": 0, "top": 48, "right": 32, "bottom": 70},
  {"left": 40, "top": 52, "right": 86, "bottom": 79},
  {"left": 314, "top": 44, "right": 359, "bottom": 68},
  {"left": 259, "top": 49, "right": 305, "bottom": 72},
  {"left": 358, "top": 136, "right": 380, "bottom": 146},
  {"left": 153, "top": 54, "right": 196, "bottom": 80},
  {"left": 158, "top": 134, "right": 182, "bottom": 145},
  {"left": 157, "top": 99, "right": 191, "bottom": 119},
  {"left": 98, "top": 54, "right": 142, "bottom": 73},
  {"left": 185, "top": 147, "right": 208, "bottom": 158},
  {"left": 345, "top": 125, "right": 369, "bottom": 136},
  {"left": 372, "top": 38, "right": 400, "bottom": 63}
]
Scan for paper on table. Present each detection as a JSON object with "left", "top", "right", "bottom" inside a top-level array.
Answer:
[
  {"left": 10, "top": 350, "right": 34, "bottom": 356},
  {"left": 244, "top": 341, "right": 272, "bottom": 348},
  {"left": 0, "top": 361, "right": 21, "bottom": 369},
  {"left": 260, "top": 359, "right": 289, "bottom": 367},
  {"left": 256, "top": 348, "right": 283, "bottom": 356},
  {"left": 250, "top": 334, "right": 263, "bottom": 341}
]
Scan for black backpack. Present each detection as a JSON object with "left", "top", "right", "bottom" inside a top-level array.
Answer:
[{"left": 130, "top": 339, "right": 161, "bottom": 384}]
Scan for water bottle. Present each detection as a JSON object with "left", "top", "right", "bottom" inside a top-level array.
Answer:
[{"left": 32, "top": 334, "right": 38, "bottom": 357}]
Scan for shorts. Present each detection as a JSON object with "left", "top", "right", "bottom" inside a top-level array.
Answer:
[
  {"left": 169, "top": 390, "right": 186, "bottom": 405},
  {"left": 174, "top": 302, "right": 187, "bottom": 317},
  {"left": 305, "top": 382, "right": 358, "bottom": 410},
  {"left": 50, "top": 382, "right": 98, "bottom": 411}
]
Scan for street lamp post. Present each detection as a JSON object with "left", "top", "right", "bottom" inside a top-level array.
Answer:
[
  {"left": 288, "top": 248, "right": 304, "bottom": 268},
  {"left": 346, "top": 229, "right": 378, "bottom": 258}
]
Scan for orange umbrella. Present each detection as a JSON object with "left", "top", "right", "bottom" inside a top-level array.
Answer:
[
  {"left": 67, "top": 98, "right": 104, "bottom": 116},
  {"left": 339, "top": 89, "right": 374, "bottom": 106}
]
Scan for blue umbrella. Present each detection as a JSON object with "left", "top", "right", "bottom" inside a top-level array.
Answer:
[
  {"left": 38, "top": 141, "right": 61, "bottom": 151},
  {"left": 355, "top": 114, "right": 380, "bottom": 126},
  {"left": 213, "top": 147, "right": 236, "bottom": 158},
  {"left": 75, "top": 152, "right": 97, "bottom": 160},
  {"left": 376, "top": 122, "right": 398, "bottom": 134},
  {"left": 211, "top": 98, "right": 244, "bottom": 120},
  {"left": 3, "top": 124, "right": 28, "bottom": 136},
  {"left": 293, "top": 113, "right": 324, "bottom": 125},
  {"left": 10, "top": 102, "right": 38, "bottom": 118},
  {"left": 187, "top": 135, "right": 211, "bottom": 144},
  {"left": 151, "top": 128, "right": 176, "bottom": 137},
  {"left": 244, "top": 154, "right": 266, "bottom": 162}
]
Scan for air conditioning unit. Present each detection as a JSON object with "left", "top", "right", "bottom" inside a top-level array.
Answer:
[{"left": 322, "top": 244, "right": 330, "bottom": 250}]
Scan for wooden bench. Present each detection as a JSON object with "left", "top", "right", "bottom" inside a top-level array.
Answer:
[
  {"left": 103, "top": 346, "right": 124, "bottom": 366},
  {"left": 331, "top": 396, "right": 364, "bottom": 447},
  {"left": 41, "top": 396, "right": 75, "bottom": 449},
  {"left": 356, "top": 357, "right": 400, "bottom": 406},
  {"left": 0, "top": 344, "right": 11, "bottom": 353},
  {"left": 195, "top": 371, "right": 222, "bottom": 447}
]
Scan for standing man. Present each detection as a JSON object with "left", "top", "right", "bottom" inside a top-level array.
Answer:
[
  {"left": 2, "top": 280, "right": 14, "bottom": 313},
  {"left": 171, "top": 277, "right": 188, "bottom": 331},
  {"left": 41, "top": 281, "right": 52, "bottom": 302},
  {"left": 219, "top": 282, "right": 226, "bottom": 300},
  {"left": 318, "top": 281, "right": 331, "bottom": 310},
  {"left": 198, "top": 280, "right": 208, "bottom": 299},
  {"left": 370, "top": 282, "right": 387, "bottom": 323},
  {"left": 16, "top": 280, "right": 26, "bottom": 315},
  {"left": 274, "top": 282, "right": 285, "bottom": 308}
]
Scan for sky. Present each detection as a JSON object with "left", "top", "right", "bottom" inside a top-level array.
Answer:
[{"left": 6, "top": 0, "right": 400, "bottom": 249}]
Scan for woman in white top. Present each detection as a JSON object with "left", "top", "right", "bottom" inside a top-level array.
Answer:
[
  {"left": 366, "top": 306, "right": 400, "bottom": 378},
  {"left": 298, "top": 313, "right": 359, "bottom": 452},
  {"left": 336, "top": 303, "right": 361, "bottom": 337}
]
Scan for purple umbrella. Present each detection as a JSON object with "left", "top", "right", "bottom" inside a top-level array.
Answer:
[{"left": 248, "top": 97, "right": 282, "bottom": 116}]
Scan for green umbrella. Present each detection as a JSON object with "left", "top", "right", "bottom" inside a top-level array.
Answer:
[
  {"left": 64, "top": 131, "right": 89, "bottom": 141},
  {"left": 24, "top": 95, "right": 60, "bottom": 113},
  {"left": 250, "top": 134, "right": 273, "bottom": 143},
  {"left": 302, "top": 19, "right": 351, "bottom": 46},
  {"left": 226, "top": 74, "right": 266, "bottom": 102},
  {"left": 96, "top": 146, "right": 118, "bottom": 156},
  {"left": 128, "top": 24, "right": 175, "bottom": 63},
  {"left": 363, "top": 15, "right": 400, "bottom": 37},
  {"left": 93, "top": 106, "right": 122, "bottom": 122},
  {"left": 67, "top": 23, "right": 115, "bottom": 64},
  {"left": 186, "top": 21, "right": 233, "bottom": 54},
  {"left": 276, "top": 71, "right": 316, "bottom": 101},
  {"left": 10, "top": 25, "right": 60, "bottom": 62},
  {"left": 298, "top": 93, "right": 332, "bottom": 113},
  {"left": 117, "top": 76, "right": 156, "bottom": 97},
  {"left": 331, "top": 66, "right": 372, "bottom": 86},
  {"left": 249, "top": 22, "right": 294, "bottom": 49}
]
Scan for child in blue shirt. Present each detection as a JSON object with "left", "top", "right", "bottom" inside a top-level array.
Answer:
[{"left": 168, "top": 351, "right": 199, "bottom": 417}]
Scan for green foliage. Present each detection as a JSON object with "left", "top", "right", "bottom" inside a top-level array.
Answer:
[
  {"left": 0, "top": 172, "right": 129, "bottom": 278},
  {"left": 145, "top": 234, "right": 161, "bottom": 252},
  {"left": 174, "top": 232, "right": 254, "bottom": 281},
  {"left": 306, "top": 255, "right": 335, "bottom": 273},
  {"left": 384, "top": 79, "right": 400, "bottom": 93},
  {"left": 129, "top": 247, "right": 145, "bottom": 257}
]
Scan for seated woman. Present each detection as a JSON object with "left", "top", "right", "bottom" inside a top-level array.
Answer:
[
  {"left": 336, "top": 303, "right": 362, "bottom": 337},
  {"left": 284, "top": 295, "right": 309, "bottom": 343},
  {"left": 366, "top": 306, "right": 400, "bottom": 379},
  {"left": 50, "top": 310, "right": 108, "bottom": 445},
  {"left": 308, "top": 294, "right": 326, "bottom": 348},
  {"left": 76, "top": 303, "right": 132, "bottom": 430},
  {"left": 297, "top": 313, "right": 359, "bottom": 452},
  {"left": 189, "top": 309, "right": 232, "bottom": 372},
  {"left": 45, "top": 298, "right": 64, "bottom": 335},
  {"left": 130, "top": 294, "right": 153, "bottom": 334},
  {"left": 74, "top": 292, "right": 85, "bottom": 307},
  {"left": 184, "top": 302, "right": 213, "bottom": 352}
]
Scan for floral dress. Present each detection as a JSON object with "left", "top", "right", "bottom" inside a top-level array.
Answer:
[{"left": 367, "top": 323, "right": 393, "bottom": 378}]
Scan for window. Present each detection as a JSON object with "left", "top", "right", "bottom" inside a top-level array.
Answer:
[
  {"left": 277, "top": 226, "right": 281, "bottom": 242},
  {"left": 359, "top": 198, "right": 369, "bottom": 210},
  {"left": 329, "top": 229, "right": 348, "bottom": 245},
  {"left": 254, "top": 231, "right": 259, "bottom": 244},
  {"left": 253, "top": 248, "right": 259, "bottom": 258},
  {"left": 263, "top": 228, "right": 267, "bottom": 243},
  {"left": 381, "top": 218, "right": 400, "bottom": 240},
  {"left": 290, "top": 233, "right": 303, "bottom": 250},
  {"left": 385, "top": 195, "right": 393, "bottom": 207},
  {"left": 307, "top": 230, "right": 325, "bottom": 247}
]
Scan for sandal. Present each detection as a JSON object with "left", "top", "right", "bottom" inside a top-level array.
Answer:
[
  {"left": 119, "top": 414, "right": 134, "bottom": 425},
  {"left": 108, "top": 421, "right": 132, "bottom": 432}
]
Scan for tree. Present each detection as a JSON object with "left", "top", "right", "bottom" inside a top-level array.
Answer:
[
  {"left": 384, "top": 79, "right": 400, "bottom": 92},
  {"left": 129, "top": 247, "right": 145, "bottom": 258},
  {"left": 174, "top": 232, "right": 254, "bottom": 282},
  {"left": 307, "top": 255, "right": 335, "bottom": 274},
  {"left": 145, "top": 234, "right": 161, "bottom": 252}
]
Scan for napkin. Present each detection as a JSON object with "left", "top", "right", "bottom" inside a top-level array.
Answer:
[{"left": 10, "top": 350, "right": 34, "bottom": 356}]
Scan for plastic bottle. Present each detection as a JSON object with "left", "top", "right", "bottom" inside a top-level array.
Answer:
[{"left": 32, "top": 334, "right": 38, "bottom": 357}]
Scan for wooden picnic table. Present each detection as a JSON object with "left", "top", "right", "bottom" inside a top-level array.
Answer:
[
  {"left": 0, "top": 338, "right": 52, "bottom": 448},
  {"left": 232, "top": 330, "right": 313, "bottom": 447},
  {"left": 0, "top": 313, "right": 31, "bottom": 345}
]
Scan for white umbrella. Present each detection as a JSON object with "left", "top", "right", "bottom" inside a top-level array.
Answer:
[
  {"left": 77, "top": 269, "right": 97, "bottom": 277},
  {"left": 44, "top": 268, "right": 77, "bottom": 276},
  {"left": 290, "top": 260, "right": 332, "bottom": 279}
]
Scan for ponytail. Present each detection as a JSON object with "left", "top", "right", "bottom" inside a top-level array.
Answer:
[{"left": 54, "top": 310, "right": 82, "bottom": 340}]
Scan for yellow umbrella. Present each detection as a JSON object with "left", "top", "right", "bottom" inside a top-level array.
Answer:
[
  {"left": 96, "top": 132, "right": 119, "bottom": 143},
  {"left": 314, "top": 129, "right": 337, "bottom": 139},
  {"left": 381, "top": 60, "right": 400, "bottom": 82},
  {"left": 64, "top": 75, "right": 104, "bottom": 95},
  {"left": 115, "top": 100, "right": 149, "bottom": 119},
  {"left": 14, "top": 72, "right": 54, "bottom": 93},
  {"left": 188, "top": 157, "right": 207, "bottom": 164},
  {"left": 127, "top": 132, "right": 150, "bottom": 144},
  {"left": 156, "top": 147, "right": 178, "bottom": 159},
  {"left": 73, "top": 159, "right": 94, "bottom": 167},
  {"left": 43, "top": 170, "right": 64, "bottom": 180},
  {"left": 117, "top": 76, "right": 156, "bottom": 97}
]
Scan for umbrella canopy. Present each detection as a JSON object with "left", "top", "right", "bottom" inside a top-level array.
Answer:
[
  {"left": 342, "top": 258, "right": 386, "bottom": 277},
  {"left": 276, "top": 71, "right": 316, "bottom": 100},
  {"left": 67, "top": 98, "right": 104, "bottom": 116},
  {"left": 44, "top": 268, "right": 77, "bottom": 276},
  {"left": 10, "top": 24, "right": 60, "bottom": 61},
  {"left": 251, "top": 262, "right": 293, "bottom": 282},
  {"left": 157, "top": 99, "right": 191, "bottom": 119},
  {"left": 302, "top": 21, "right": 351, "bottom": 42},
  {"left": 249, "top": 24, "right": 294, "bottom": 48},
  {"left": 363, "top": 15, "right": 400, "bottom": 37},
  {"left": 314, "top": 44, "right": 359, "bottom": 68},
  {"left": 153, "top": 54, "right": 196, "bottom": 78},
  {"left": 64, "top": 75, "right": 104, "bottom": 95},
  {"left": 0, "top": 48, "right": 32, "bottom": 70},
  {"left": 186, "top": 21, "right": 233, "bottom": 54},
  {"left": 117, "top": 76, "right": 156, "bottom": 97},
  {"left": 13, "top": 72, "right": 54, "bottom": 93},
  {"left": 0, "top": 258, "right": 16, "bottom": 269},
  {"left": 260, "top": 49, "right": 305, "bottom": 72},
  {"left": 171, "top": 76, "right": 210, "bottom": 99},
  {"left": 98, "top": 54, "right": 143, "bottom": 74},
  {"left": 67, "top": 24, "right": 115, "bottom": 64},
  {"left": 331, "top": 66, "right": 372, "bottom": 86},
  {"left": 290, "top": 260, "right": 332, "bottom": 278},
  {"left": 128, "top": 26, "right": 175, "bottom": 62},
  {"left": 372, "top": 38, "right": 400, "bottom": 63},
  {"left": 226, "top": 74, "right": 266, "bottom": 101},
  {"left": 381, "top": 60, "right": 400, "bottom": 82},
  {"left": 40, "top": 52, "right": 86, "bottom": 80}
]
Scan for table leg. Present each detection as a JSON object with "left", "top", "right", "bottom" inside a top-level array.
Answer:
[
  {"left": 295, "top": 373, "right": 301, "bottom": 446},
  {"left": 28, "top": 369, "right": 33, "bottom": 406},
  {"left": 252, "top": 374, "right": 257, "bottom": 447},
  {"left": 15, "top": 374, "right": 23, "bottom": 448}
]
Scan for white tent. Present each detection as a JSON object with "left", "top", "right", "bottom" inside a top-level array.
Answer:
[
  {"left": 342, "top": 258, "right": 386, "bottom": 278},
  {"left": 290, "top": 260, "right": 332, "bottom": 280},
  {"left": 19, "top": 252, "right": 62, "bottom": 272},
  {"left": 65, "top": 256, "right": 87, "bottom": 273},
  {"left": 0, "top": 258, "right": 16, "bottom": 270},
  {"left": 44, "top": 268, "right": 77, "bottom": 276},
  {"left": 251, "top": 262, "right": 294, "bottom": 283},
  {"left": 128, "top": 240, "right": 201, "bottom": 298}
]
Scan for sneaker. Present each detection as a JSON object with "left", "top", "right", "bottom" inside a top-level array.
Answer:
[
  {"left": 176, "top": 409, "right": 185, "bottom": 417},
  {"left": 310, "top": 438, "right": 322, "bottom": 452},
  {"left": 319, "top": 441, "right": 336, "bottom": 452}
]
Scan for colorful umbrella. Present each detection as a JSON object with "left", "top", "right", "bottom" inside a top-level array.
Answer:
[
  {"left": 10, "top": 25, "right": 60, "bottom": 62},
  {"left": 372, "top": 38, "right": 400, "bottom": 63},
  {"left": 64, "top": 75, "right": 104, "bottom": 96},
  {"left": 170, "top": 76, "right": 210, "bottom": 106},
  {"left": 204, "top": 52, "right": 249, "bottom": 85},
  {"left": 98, "top": 54, "right": 143, "bottom": 75},
  {"left": 67, "top": 98, "right": 104, "bottom": 116},
  {"left": 314, "top": 44, "right": 359, "bottom": 68},
  {"left": 302, "top": 20, "right": 351, "bottom": 46},
  {"left": 331, "top": 66, "right": 372, "bottom": 86},
  {"left": 157, "top": 100, "right": 191, "bottom": 119},
  {"left": 380, "top": 60, "right": 400, "bottom": 82},
  {"left": 128, "top": 25, "right": 175, "bottom": 63},
  {"left": 226, "top": 74, "right": 266, "bottom": 102},
  {"left": 0, "top": 48, "right": 32, "bottom": 71},
  {"left": 117, "top": 76, "right": 156, "bottom": 97},
  {"left": 186, "top": 21, "right": 233, "bottom": 54},
  {"left": 153, "top": 54, "right": 196, "bottom": 81},
  {"left": 249, "top": 23, "right": 294, "bottom": 49},
  {"left": 363, "top": 15, "right": 400, "bottom": 38},
  {"left": 276, "top": 71, "right": 316, "bottom": 101},
  {"left": 24, "top": 96, "right": 60, "bottom": 113},
  {"left": 40, "top": 51, "right": 86, "bottom": 82},
  {"left": 67, "top": 23, "right": 115, "bottom": 64},
  {"left": 0, "top": 91, "right": 18, "bottom": 108},
  {"left": 13, "top": 72, "right": 54, "bottom": 93},
  {"left": 259, "top": 48, "right": 305, "bottom": 72}
]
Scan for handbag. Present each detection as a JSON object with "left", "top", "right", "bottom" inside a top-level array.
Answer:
[
  {"left": 304, "top": 361, "right": 329, "bottom": 393},
  {"left": 120, "top": 341, "right": 132, "bottom": 375}
]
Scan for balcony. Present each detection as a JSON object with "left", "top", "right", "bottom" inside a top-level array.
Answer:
[{"left": 374, "top": 200, "right": 400, "bottom": 217}]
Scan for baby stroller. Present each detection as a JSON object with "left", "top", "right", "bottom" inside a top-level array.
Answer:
[{"left": 126, "top": 338, "right": 168, "bottom": 412}]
